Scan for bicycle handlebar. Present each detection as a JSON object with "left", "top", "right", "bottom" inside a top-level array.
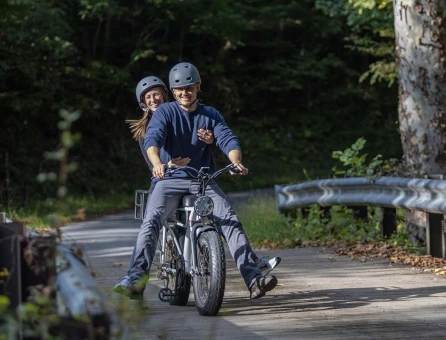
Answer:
[{"left": 165, "top": 163, "right": 239, "bottom": 181}]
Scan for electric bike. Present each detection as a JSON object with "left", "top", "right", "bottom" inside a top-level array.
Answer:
[{"left": 134, "top": 164, "right": 239, "bottom": 316}]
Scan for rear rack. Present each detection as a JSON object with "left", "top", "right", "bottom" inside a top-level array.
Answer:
[{"left": 134, "top": 189, "right": 150, "bottom": 220}]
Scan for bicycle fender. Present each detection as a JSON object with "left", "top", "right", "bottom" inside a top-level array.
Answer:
[
  {"left": 195, "top": 223, "right": 218, "bottom": 239},
  {"left": 191, "top": 222, "right": 218, "bottom": 271}
]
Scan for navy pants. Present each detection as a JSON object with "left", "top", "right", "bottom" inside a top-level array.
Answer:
[{"left": 126, "top": 178, "right": 262, "bottom": 290}]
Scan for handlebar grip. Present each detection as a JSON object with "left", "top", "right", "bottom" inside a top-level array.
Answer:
[{"left": 230, "top": 165, "right": 241, "bottom": 174}]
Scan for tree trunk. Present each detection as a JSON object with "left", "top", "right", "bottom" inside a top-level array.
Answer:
[{"left": 393, "top": 0, "right": 446, "bottom": 176}]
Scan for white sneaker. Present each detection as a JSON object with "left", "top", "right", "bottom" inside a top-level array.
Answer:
[{"left": 257, "top": 256, "right": 281, "bottom": 275}]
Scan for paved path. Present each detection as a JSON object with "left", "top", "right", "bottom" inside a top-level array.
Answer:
[{"left": 62, "top": 210, "right": 446, "bottom": 340}]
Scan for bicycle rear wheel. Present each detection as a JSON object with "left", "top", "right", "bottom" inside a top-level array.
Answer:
[{"left": 154, "top": 226, "right": 191, "bottom": 305}]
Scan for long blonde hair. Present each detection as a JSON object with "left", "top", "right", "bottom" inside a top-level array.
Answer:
[{"left": 126, "top": 88, "right": 169, "bottom": 140}]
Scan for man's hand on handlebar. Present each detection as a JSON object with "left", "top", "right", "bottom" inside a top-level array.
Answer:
[
  {"left": 152, "top": 164, "right": 166, "bottom": 179},
  {"left": 231, "top": 162, "right": 248, "bottom": 176}
]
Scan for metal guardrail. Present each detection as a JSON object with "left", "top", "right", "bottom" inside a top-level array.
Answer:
[
  {"left": 0, "top": 213, "right": 130, "bottom": 339},
  {"left": 56, "top": 244, "right": 131, "bottom": 339},
  {"left": 275, "top": 176, "right": 446, "bottom": 259}
]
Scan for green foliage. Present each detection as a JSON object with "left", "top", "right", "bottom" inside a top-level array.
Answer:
[
  {"left": 238, "top": 196, "right": 414, "bottom": 249},
  {"left": 5, "top": 192, "right": 133, "bottom": 229},
  {"left": 0, "top": 0, "right": 401, "bottom": 210},
  {"left": 237, "top": 196, "right": 293, "bottom": 248},
  {"left": 332, "top": 137, "right": 383, "bottom": 178},
  {"left": 0, "top": 295, "right": 10, "bottom": 317},
  {"left": 316, "top": 0, "right": 397, "bottom": 86},
  {"left": 292, "top": 205, "right": 383, "bottom": 244},
  {"left": 331, "top": 137, "right": 400, "bottom": 180}
]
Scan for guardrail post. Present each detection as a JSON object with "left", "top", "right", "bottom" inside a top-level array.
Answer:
[
  {"left": 320, "top": 206, "right": 331, "bottom": 220},
  {"left": 349, "top": 206, "right": 368, "bottom": 220},
  {"left": 0, "top": 212, "right": 5, "bottom": 223},
  {"left": 282, "top": 208, "right": 299, "bottom": 219},
  {"left": 424, "top": 174, "right": 446, "bottom": 258},
  {"left": 426, "top": 213, "right": 446, "bottom": 259},
  {"left": 0, "top": 223, "right": 22, "bottom": 311},
  {"left": 381, "top": 208, "right": 397, "bottom": 238}
]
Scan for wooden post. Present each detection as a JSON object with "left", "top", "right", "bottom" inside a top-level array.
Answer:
[
  {"left": 301, "top": 207, "right": 310, "bottom": 219},
  {"left": 320, "top": 206, "right": 331, "bottom": 220},
  {"left": 425, "top": 174, "right": 446, "bottom": 258},
  {"left": 352, "top": 206, "right": 368, "bottom": 220},
  {"left": 426, "top": 213, "right": 446, "bottom": 259},
  {"left": 381, "top": 208, "right": 397, "bottom": 238}
]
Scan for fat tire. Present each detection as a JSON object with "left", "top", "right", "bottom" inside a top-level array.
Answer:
[
  {"left": 169, "top": 254, "right": 191, "bottom": 306},
  {"left": 153, "top": 227, "right": 191, "bottom": 305},
  {"left": 193, "top": 229, "right": 226, "bottom": 316},
  {"left": 169, "top": 227, "right": 191, "bottom": 306}
]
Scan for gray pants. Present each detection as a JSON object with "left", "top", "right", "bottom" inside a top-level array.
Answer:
[{"left": 127, "top": 178, "right": 262, "bottom": 289}]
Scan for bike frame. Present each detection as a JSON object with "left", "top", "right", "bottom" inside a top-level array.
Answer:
[
  {"left": 159, "top": 206, "right": 215, "bottom": 277},
  {"left": 135, "top": 164, "right": 237, "bottom": 278}
]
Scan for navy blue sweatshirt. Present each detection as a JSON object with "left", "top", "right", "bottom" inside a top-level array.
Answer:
[{"left": 144, "top": 101, "right": 241, "bottom": 173}]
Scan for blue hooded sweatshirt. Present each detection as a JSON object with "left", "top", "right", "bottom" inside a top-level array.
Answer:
[{"left": 144, "top": 101, "right": 241, "bottom": 173}]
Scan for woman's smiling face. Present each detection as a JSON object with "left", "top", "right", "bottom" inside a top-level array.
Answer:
[{"left": 143, "top": 87, "right": 165, "bottom": 111}]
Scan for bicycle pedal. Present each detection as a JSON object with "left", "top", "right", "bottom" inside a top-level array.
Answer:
[{"left": 158, "top": 288, "right": 174, "bottom": 302}]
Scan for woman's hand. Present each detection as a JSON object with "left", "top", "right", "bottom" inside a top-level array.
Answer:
[
  {"left": 197, "top": 129, "right": 214, "bottom": 144},
  {"left": 168, "top": 157, "right": 191, "bottom": 167}
]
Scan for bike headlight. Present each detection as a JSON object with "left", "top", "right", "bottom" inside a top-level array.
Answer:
[{"left": 194, "top": 195, "right": 214, "bottom": 217}]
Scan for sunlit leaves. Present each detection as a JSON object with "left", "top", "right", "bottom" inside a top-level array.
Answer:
[
  {"left": 131, "top": 49, "right": 155, "bottom": 63},
  {"left": 79, "top": 0, "right": 124, "bottom": 20},
  {"left": 0, "top": 295, "right": 10, "bottom": 314},
  {"left": 359, "top": 60, "right": 396, "bottom": 86},
  {"left": 316, "top": 0, "right": 396, "bottom": 86}
]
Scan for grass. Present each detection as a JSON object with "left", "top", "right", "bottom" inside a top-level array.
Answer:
[
  {"left": 237, "top": 196, "right": 295, "bottom": 248},
  {"left": 3, "top": 192, "right": 134, "bottom": 230},
  {"left": 237, "top": 196, "right": 420, "bottom": 251}
]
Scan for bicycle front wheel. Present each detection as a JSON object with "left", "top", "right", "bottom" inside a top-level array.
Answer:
[{"left": 193, "top": 228, "right": 226, "bottom": 316}]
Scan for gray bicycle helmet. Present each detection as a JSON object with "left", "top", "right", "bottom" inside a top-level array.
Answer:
[
  {"left": 135, "top": 76, "right": 168, "bottom": 104},
  {"left": 169, "top": 62, "right": 201, "bottom": 89}
]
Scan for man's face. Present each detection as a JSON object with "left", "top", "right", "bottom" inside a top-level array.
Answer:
[
  {"left": 172, "top": 84, "right": 200, "bottom": 108},
  {"left": 144, "top": 87, "right": 165, "bottom": 111}
]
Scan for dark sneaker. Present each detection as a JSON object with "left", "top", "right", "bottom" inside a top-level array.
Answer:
[
  {"left": 250, "top": 275, "right": 278, "bottom": 299},
  {"left": 257, "top": 256, "right": 281, "bottom": 275},
  {"left": 113, "top": 276, "right": 144, "bottom": 300},
  {"left": 127, "top": 286, "right": 144, "bottom": 300}
]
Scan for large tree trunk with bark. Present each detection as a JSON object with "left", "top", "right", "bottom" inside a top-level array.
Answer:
[{"left": 393, "top": 0, "right": 446, "bottom": 176}]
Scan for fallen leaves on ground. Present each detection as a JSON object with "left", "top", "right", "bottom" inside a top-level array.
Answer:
[
  {"left": 259, "top": 238, "right": 446, "bottom": 277},
  {"left": 332, "top": 241, "right": 446, "bottom": 275}
]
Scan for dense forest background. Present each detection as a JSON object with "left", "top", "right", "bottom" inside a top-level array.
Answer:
[{"left": 1, "top": 0, "right": 400, "bottom": 208}]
